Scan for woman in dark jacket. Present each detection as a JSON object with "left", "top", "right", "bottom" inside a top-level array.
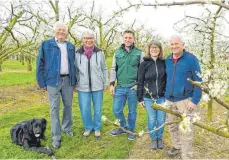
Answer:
[{"left": 137, "top": 40, "right": 166, "bottom": 149}]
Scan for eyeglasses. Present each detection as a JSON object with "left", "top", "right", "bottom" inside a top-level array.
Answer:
[
  {"left": 150, "top": 46, "right": 159, "bottom": 49},
  {"left": 83, "top": 37, "right": 94, "bottom": 40}
]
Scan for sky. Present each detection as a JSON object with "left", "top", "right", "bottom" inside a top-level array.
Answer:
[{"left": 75, "top": 0, "right": 229, "bottom": 40}]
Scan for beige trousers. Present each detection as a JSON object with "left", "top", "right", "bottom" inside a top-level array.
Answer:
[{"left": 167, "top": 98, "right": 194, "bottom": 159}]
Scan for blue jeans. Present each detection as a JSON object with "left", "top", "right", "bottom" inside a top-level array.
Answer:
[
  {"left": 78, "top": 90, "right": 103, "bottom": 131},
  {"left": 47, "top": 76, "right": 74, "bottom": 141},
  {"left": 144, "top": 97, "right": 166, "bottom": 139},
  {"left": 113, "top": 86, "right": 138, "bottom": 130}
]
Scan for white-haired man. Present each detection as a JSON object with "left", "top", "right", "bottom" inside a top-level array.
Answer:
[
  {"left": 165, "top": 35, "right": 202, "bottom": 159},
  {"left": 36, "top": 21, "right": 76, "bottom": 149}
]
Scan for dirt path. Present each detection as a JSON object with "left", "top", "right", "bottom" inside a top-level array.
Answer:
[{"left": 129, "top": 103, "right": 229, "bottom": 159}]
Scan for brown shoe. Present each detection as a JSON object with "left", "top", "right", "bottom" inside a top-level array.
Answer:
[
  {"left": 83, "top": 130, "right": 91, "bottom": 137},
  {"left": 95, "top": 131, "right": 101, "bottom": 138}
]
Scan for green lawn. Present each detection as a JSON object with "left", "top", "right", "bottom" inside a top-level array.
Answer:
[
  {"left": 0, "top": 72, "right": 36, "bottom": 86},
  {"left": 0, "top": 59, "right": 147, "bottom": 159},
  {"left": 0, "top": 92, "right": 146, "bottom": 159},
  {"left": 0, "top": 60, "right": 36, "bottom": 86},
  {"left": 2, "top": 59, "right": 35, "bottom": 70}
]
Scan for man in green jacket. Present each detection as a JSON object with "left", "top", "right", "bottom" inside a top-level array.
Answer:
[{"left": 109, "top": 30, "right": 144, "bottom": 140}]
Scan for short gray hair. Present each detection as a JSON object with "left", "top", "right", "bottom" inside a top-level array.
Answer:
[
  {"left": 82, "top": 30, "right": 95, "bottom": 38},
  {"left": 53, "top": 21, "right": 68, "bottom": 31},
  {"left": 170, "top": 35, "right": 185, "bottom": 45}
]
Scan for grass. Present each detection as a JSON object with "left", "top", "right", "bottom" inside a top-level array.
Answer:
[
  {"left": 0, "top": 60, "right": 36, "bottom": 86},
  {"left": 0, "top": 72, "right": 36, "bottom": 86},
  {"left": 0, "top": 85, "right": 146, "bottom": 159},
  {"left": 0, "top": 59, "right": 147, "bottom": 159},
  {"left": 2, "top": 59, "right": 34, "bottom": 70},
  {"left": 2, "top": 59, "right": 229, "bottom": 159}
]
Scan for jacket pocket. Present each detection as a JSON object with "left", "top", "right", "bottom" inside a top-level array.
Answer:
[
  {"left": 173, "top": 86, "right": 185, "bottom": 98},
  {"left": 129, "top": 55, "right": 140, "bottom": 66},
  {"left": 115, "top": 54, "right": 125, "bottom": 67}
]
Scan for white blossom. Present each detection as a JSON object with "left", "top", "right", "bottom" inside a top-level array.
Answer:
[
  {"left": 202, "top": 94, "right": 210, "bottom": 102},
  {"left": 192, "top": 113, "right": 201, "bottom": 123},
  {"left": 138, "top": 130, "right": 144, "bottom": 137},
  {"left": 114, "top": 119, "right": 120, "bottom": 126},
  {"left": 179, "top": 114, "right": 192, "bottom": 134},
  {"left": 159, "top": 101, "right": 169, "bottom": 108},
  {"left": 101, "top": 115, "right": 107, "bottom": 122}
]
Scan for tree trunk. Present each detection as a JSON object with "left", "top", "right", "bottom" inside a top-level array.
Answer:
[
  {"left": 0, "top": 61, "right": 2, "bottom": 72},
  {"left": 21, "top": 55, "right": 25, "bottom": 65},
  {"left": 27, "top": 58, "right": 32, "bottom": 71},
  {"left": 208, "top": 99, "right": 213, "bottom": 122}
]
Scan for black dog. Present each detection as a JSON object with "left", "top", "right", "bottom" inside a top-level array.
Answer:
[{"left": 10, "top": 118, "right": 53, "bottom": 156}]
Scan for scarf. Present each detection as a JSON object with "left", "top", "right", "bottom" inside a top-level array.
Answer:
[{"left": 83, "top": 45, "right": 94, "bottom": 59}]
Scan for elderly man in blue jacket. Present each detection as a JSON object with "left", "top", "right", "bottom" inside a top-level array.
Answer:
[
  {"left": 36, "top": 21, "right": 76, "bottom": 149},
  {"left": 165, "top": 35, "right": 202, "bottom": 159}
]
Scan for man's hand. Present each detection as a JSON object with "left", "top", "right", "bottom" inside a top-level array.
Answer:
[
  {"left": 110, "top": 85, "right": 115, "bottom": 96},
  {"left": 104, "top": 86, "right": 108, "bottom": 92},
  {"left": 139, "top": 101, "right": 145, "bottom": 108},
  {"left": 40, "top": 87, "right": 47, "bottom": 91},
  {"left": 187, "top": 101, "right": 196, "bottom": 112},
  {"left": 74, "top": 87, "right": 78, "bottom": 92}
]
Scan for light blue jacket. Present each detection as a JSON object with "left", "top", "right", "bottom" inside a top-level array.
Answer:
[
  {"left": 75, "top": 46, "right": 108, "bottom": 92},
  {"left": 36, "top": 38, "right": 76, "bottom": 88}
]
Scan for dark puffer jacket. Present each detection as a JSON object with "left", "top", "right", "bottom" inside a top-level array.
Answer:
[{"left": 137, "top": 57, "right": 166, "bottom": 102}]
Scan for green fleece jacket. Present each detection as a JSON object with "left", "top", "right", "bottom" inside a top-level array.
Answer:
[{"left": 110, "top": 44, "right": 144, "bottom": 87}]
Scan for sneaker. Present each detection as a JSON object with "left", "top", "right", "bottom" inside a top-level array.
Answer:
[
  {"left": 110, "top": 128, "right": 126, "bottom": 136},
  {"left": 128, "top": 132, "right": 135, "bottom": 140},
  {"left": 64, "top": 131, "right": 74, "bottom": 136},
  {"left": 95, "top": 131, "right": 101, "bottom": 138},
  {"left": 83, "top": 130, "right": 91, "bottom": 137},
  {"left": 157, "top": 138, "right": 164, "bottom": 149},
  {"left": 52, "top": 140, "right": 61, "bottom": 149},
  {"left": 167, "top": 147, "right": 181, "bottom": 157},
  {"left": 151, "top": 138, "right": 157, "bottom": 149}
]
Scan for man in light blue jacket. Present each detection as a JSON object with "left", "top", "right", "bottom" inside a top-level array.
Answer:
[{"left": 36, "top": 21, "right": 76, "bottom": 149}]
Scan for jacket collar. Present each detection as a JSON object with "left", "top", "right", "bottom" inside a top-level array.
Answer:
[
  {"left": 143, "top": 57, "right": 157, "bottom": 61},
  {"left": 77, "top": 45, "right": 101, "bottom": 54},
  {"left": 120, "top": 43, "right": 135, "bottom": 52},
  {"left": 168, "top": 49, "right": 186, "bottom": 60},
  {"left": 50, "top": 37, "right": 58, "bottom": 47},
  {"left": 50, "top": 37, "right": 73, "bottom": 49}
]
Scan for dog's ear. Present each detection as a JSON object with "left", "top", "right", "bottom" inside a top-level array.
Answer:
[
  {"left": 29, "top": 119, "right": 35, "bottom": 133},
  {"left": 22, "top": 124, "right": 32, "bottom": 140},
  {"left": 41, "top": 118, "right": 47, "bottom": 130},
  {"left": 31, "top": 119, "right": 35, "bottom": 124}
]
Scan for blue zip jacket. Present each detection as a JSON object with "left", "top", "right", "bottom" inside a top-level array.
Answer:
[
  {"left": 165, "top": 50, "right": 202, "bottom": 105},
  {"left": 36, "top": 38, "right": 76, "bottom": 88}
]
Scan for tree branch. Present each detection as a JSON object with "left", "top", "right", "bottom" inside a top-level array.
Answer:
[
  {"left": 152, "top": 103, "right": 229, "bottom": 138},
  {"left": 187, "top": 78, "right": 229, "bottom": 110}
]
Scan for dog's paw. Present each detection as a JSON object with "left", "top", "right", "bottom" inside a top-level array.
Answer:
[{"left": 46, "top": 148, "right": 54, "bottom": 156}]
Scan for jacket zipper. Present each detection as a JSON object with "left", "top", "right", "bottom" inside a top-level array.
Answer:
[
  {"left": 170, "top": 62, "right": 177, "bottom": 98},
  {"left": 57, "top": 47, "right": 60, "bottom": 85},
  {"left": 155, "top": 60, "right": 159, "bottom": 98},
  {"left": 67, "top": 45, "right": 72, "bottom": 85},
  {"left": 88, "top": 59, "right": 92, "bottom": 91}
]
